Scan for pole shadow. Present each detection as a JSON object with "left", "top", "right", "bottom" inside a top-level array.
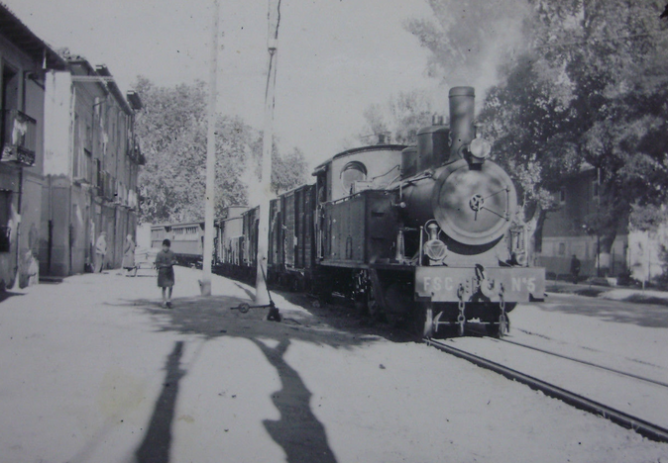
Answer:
[
  {"left": 134, "top": 341, "right": 186, "bottom": 463},
  {"left": 251, "top": 338, "right": 338, "bottom": 463}
]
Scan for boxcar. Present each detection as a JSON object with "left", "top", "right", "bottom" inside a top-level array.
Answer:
[
  {"left": 214, "top": 206, "right": 248, "bottom": 278},
  {"left": 267, "top": 184, "right": 317, "bottom": 290}
]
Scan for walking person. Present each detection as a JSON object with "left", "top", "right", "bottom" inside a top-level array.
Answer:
[
  {"left": 95, "top": 231, "right": 107, "bottom": 273},
  {"left": 122, "top": 234, "right": 137, "bottom": 277},
  {"left": 570, "top": 254, "right": 581, "bottom": 284},
  {"left": 155, "top": 239, "right": 177, "bottom": 308}
]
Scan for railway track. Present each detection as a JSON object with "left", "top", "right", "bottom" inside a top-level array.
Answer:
[
  {"left": 493, "top": 337, "right": 668, "bottom": 390},
  {"left": 425, "top": 337, "right": 668, "bottom": 444}
]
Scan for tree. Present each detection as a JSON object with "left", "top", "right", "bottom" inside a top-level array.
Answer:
[
  {"left": 271, "top": 147, "right": 309, "bottom": 195},
  {"left": 515, "top": 0, "right": 668, "bottom": 273},
  {"left": 246, "top": 136, "right": 310, "bottom": 199},
  {"left": 357, "top": 89, "right": 435, "bottom": 145},
  {"left": 134, "top": 77, "right": 253, "bottom": 223}
]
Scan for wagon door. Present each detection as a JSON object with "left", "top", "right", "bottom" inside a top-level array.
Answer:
[{"left": 284, "top": 191, "right": 296, "bottom": 268}]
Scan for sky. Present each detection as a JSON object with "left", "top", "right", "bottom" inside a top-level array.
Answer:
[{"left": 4, "top": 0, "right": 444, "bottom": 169}]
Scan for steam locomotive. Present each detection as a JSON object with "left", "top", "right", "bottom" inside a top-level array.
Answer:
[{"left": 159, "top": 86, "right": 546, "bottom": 337}]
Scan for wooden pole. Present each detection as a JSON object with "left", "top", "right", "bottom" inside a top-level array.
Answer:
[
  {"left": 255, "top": 0, "right": 282, "bottom": 305},
  {"left": 200, "top": 0, "right": 220, "bottom": 296}
]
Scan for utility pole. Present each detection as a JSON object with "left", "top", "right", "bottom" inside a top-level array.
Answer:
[
  {"left": 255, "top": 0, "right": 282, "bottom": 305},
  {"left": 200, "top": 0, "right": 220, "bottom": 296}
]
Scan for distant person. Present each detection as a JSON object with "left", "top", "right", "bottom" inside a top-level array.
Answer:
[
  {"left": 570, "top": 254, "right": 581, "bottom": 284},
  {"left": 155, "top": 239, "right": 177, "bottom": 308},
  {"left": 122, "top": 234, "right": 136, "bottom": 277},
  {"left": 95, "top": 231, "right": 107, "bottom": 273}
]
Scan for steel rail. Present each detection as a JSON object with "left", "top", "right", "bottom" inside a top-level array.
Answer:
[
  {"left": 494, "top": 337, "right": 668, "bottom": 390},
  {"left": 426, "top": 338, "right": 668, "bottom": 443}
]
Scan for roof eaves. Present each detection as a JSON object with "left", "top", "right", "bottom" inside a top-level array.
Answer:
[
  {"left": 0, "top": 2, "right": 67, "bottom": 70},
  {"left": 95, "top": 64, "right": 133, "bottom": 115}
]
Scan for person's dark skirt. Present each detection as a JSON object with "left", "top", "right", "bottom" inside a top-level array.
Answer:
[{"left": 158, "top": 267, "right": 175, "bottom": 287}]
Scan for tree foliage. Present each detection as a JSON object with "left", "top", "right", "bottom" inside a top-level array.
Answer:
[
  {"left": 491, "top": 0, "right": 668, "bottom": 256},
  {"left": 134, "top": 77, "right": 250, "bottom": 223},
  {"left": 357, "top": 89, "right": 435, "bottom": 145},
  {"left": 134, "top": 77, "right": 309, "bottom": 223},
  {"left": 271, "top": 147, "right": 309, "bottom": 195}
]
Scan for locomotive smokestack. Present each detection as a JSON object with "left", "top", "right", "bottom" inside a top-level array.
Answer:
[{"left": 448, "top": 86, "right": 475, "bottom": 161}]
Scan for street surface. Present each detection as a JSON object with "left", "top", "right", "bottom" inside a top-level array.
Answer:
[{"left": 1, "top": 268, "right": 667, "bottom": 463}]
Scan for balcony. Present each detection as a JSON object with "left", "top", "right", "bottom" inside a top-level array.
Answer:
[{"left": 1, "top": 109, "right": 37, "bottom": 167}]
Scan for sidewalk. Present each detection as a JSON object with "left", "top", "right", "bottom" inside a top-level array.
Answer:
[{"left": 546, "top": 280, "right": 668, "bottom": 306}]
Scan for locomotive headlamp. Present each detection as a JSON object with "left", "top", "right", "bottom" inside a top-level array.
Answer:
[
  {"left": 424, "top": 239, "right": 448, "bottom": 262},
  {"left": 469, "top": 138, "right": 491, "bottom": 160},
  {"left": 424, "top": 222, "right": 447, "bottom": 262}
]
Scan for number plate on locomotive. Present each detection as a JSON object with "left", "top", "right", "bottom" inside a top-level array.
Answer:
[{"left": 415, "top": 267, "right": 546, "bottom": 303}]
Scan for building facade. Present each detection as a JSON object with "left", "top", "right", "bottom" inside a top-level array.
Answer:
[
  {"left": 0, "top": 4, "right": 66, "bottom": 289},
  {"left": 41, "top": 57, "right": 143, "bottom": 276},
  {"left": 534, "top": 166, "right": 629, "bottom": 279}
]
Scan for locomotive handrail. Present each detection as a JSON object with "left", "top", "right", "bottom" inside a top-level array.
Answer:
[
  {"left": 388, "top": 171, "right": 434, "bottom": 191},
  {"left": 369, "top": 164, "right": 400, "bottom": 181}
]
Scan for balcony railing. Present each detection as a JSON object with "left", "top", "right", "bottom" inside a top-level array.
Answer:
[{"left": 1, "top": 109, "right": 37, "bottom": 166}]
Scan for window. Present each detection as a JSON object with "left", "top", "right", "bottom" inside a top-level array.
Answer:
[
  {"left": 73, "top": 115, "right": 80, "bottom": 177},
  {"left": 82, "top": 149, "right": 92, "bottom": 183},
  {"left": 340, "top": 161, "right": 367, "bottom": 194},
  {"left": 0, "top": 191, "right": 11, "bottom": 252},
  {"left": 559, "top": 188, "right": 566, "bottom": 204},
  {"left": 558, "top": 242, "right": 565, "bottom": 256},
  {"left": 1, "top": 63, "right": 19, "bottom": 152}
]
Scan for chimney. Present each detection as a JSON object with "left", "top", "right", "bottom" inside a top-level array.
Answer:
[{"left": 448, "top": 86, "right": 475, "bottom": 161}]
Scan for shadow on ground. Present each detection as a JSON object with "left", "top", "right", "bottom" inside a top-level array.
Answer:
[
  {"left": 111, "top": 291, "right": 395, "bottom": 463},
  {"left": 135, "top": 341, "right": 185, "bottom": 463},
  {"left": 536, "top": 293, "right": 668, "bottom": 328},
  {"left": 0, "top": 291, "right": 24, "bottom": 304}
]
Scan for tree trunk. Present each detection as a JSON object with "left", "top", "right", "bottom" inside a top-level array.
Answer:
[
  {"left": 597, "top": 229, "right": 617, "bottom": 277},
  {"left": 522, "top": 204, "right": 544, "bottom": 266}
]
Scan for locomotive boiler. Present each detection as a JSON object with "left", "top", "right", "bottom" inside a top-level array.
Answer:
[{"left": 312, "top": 86, "right": 545, "bottom": 337}]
